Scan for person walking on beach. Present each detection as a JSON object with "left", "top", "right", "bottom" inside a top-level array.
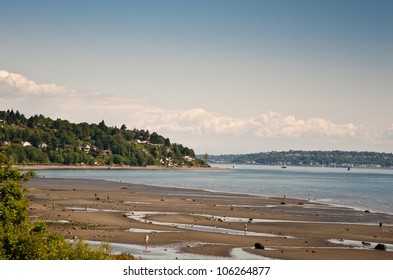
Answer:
[
  {"left": 144, "top": 235, "right": 149, "bottom": 252},
  {"left": 380, "top": 222, "right": 384, "bottom": 238},
  {"left": 244, "top": 223, "right": 248, "bottom": 235}
]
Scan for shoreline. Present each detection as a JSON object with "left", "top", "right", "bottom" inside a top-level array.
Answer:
[
  {"left": 25, "top": 177, "right": 393, "bottom": 260},
  {"left": 15, "top": 163, "right": 393, "bottom": 170},
  {"left": 26, "top": 165, "right": 393, "bottom": 217},
  {"left": 28, "top": 177, "right": 393, "bottom": 225},
  {"left": 14, "top": 164, "right": 224, "bottom": 171}
]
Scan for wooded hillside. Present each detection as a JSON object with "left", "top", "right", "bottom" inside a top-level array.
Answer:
[
  {"left": 0, "top": 109, "right": 207, "bottom": 167},
  {"left": 204, "top": 150, "right": 393, "bottom": 168}
]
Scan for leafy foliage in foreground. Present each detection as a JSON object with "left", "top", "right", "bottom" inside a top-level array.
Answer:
[
  {"left": 0, "top": 164, "right": 132, "bottom": 260},
  {"left": 0, "top": 109, "right": 207, "bottom": 167}
]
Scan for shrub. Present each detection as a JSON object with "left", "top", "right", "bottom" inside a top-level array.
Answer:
[{"left": 0, "top": 163, "right": 128, "bottom": 260}]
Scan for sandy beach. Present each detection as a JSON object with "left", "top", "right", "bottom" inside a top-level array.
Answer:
[{"left": 25, "top": 177, "right": 393, "bottom": 260}]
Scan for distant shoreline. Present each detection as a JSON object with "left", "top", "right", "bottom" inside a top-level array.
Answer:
[{"left": 204, "top": 150, "right": 393, "bottom": 169}]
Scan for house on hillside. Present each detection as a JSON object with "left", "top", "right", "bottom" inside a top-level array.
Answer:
[
  {"left": 23, "top": 141, "right": 32, "bottom": 147},
  {"left": 83, "top": 143, "right": 91, "bottom": 153},
  {"left": 39, "top": 142, "right": 48, "bottom": 149},
  {"left": 100, "top": 149, "right": 113, "bottom": 156},
  {"left": 184, "top": 156, "right": 194, "bottom": 162}
]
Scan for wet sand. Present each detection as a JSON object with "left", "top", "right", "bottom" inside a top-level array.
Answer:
[{"left": 26, "top": 177, "right": 393, "bottom": 260}]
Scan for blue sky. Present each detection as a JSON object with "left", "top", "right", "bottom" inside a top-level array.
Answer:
[{"left": 1, "top": 0, "right": 393, "bottom": 154}]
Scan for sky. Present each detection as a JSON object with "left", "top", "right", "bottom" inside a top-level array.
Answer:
[{"left": 1, "top": 0, "right": 392, "bottom": 154}]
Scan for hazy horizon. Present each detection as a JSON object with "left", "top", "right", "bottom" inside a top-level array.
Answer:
[{"left": 1, "top": 1, "right": 392, "bottom": 154}]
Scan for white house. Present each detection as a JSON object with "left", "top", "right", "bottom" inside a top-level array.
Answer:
[
  {"left": 83, "top": 143, "right": 91, "bottom": 153},
  {"left": 39, "top": 142, "right": 48, "bottom": 149},
  {"left": 23, "top": 141, "right": 32, "bottom": 147}
]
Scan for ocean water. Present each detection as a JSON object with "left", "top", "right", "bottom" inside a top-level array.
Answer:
[{"left": 33, "top": 164, "right": 393, "bottom": 215}]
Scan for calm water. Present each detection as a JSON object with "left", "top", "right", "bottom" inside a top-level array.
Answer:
[{"left": 34, "top": 165, "right": 393, "bottom": 215}]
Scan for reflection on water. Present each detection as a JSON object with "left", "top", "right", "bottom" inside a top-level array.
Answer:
[{"left": 85, "top": 240, "right": 272, "bottom": 260}]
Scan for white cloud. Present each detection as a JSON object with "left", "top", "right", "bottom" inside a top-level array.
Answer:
[
  {"left": 1, "top": 69, "right": 389, "bottom": 153},
  {"left": 252, "top": 112, "right": 358, "bottom": 138},
  {"left": 145, "top": 109, "right": 359, "bottom": 140},
  {"left": 145, "top": 108, "right": 250, "bottom": 135},
  {"left": 0, "top": 70, "right": 69, "bottom": 96}
]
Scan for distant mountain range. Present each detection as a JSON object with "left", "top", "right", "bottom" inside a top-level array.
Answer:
[
  {"left": 0, "top": 109, "right": 207, "bottom": 167},
  {"left": 199, "top": 150, "right": 393, "bottom": 168}
]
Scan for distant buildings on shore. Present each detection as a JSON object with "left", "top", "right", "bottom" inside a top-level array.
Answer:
[{"left": 202, "top": 150, "right": 393, "bottom": 168}]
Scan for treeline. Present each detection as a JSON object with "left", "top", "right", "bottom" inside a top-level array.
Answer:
[
  {"left": 0, "top": 109, "right": 207, "bottom": 167},
  {"left": 203, "top": 150, "right": 393, "bottom": 168}
]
